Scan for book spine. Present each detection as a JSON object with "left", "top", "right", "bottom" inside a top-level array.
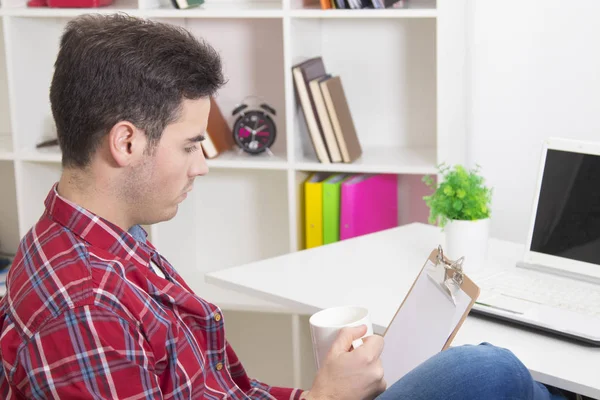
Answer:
[
  {"left": 339, "top": 181, "right": 357, "bottom": 240},
  {"left": 323, "top": 183, "right": 341, "bottom": 244},
  {"left": 305, "top": 182, "right": 324, "bottom": 248}
]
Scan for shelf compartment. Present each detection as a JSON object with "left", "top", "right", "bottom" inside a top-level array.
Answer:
[
  {"left": 0, "top": 161, "right": 20, "bottom": 254},
  {"left": 148, "top": 17, "right": 288, "bottom": 160},
  {"left": 289, "top": 0, "right": 436, "bottom": 17},
  {"left": 141, "top": 0, "right": 283, "bottom": 18},
  {"left": 293, "top": 170, "right": 432, "bottom": 251},
  {"left": 2, "top": 0, "right": 138, "bottom": 16},
  {"left": 290, "top": 17, "right": 437, "bottom": 168},
  {"left": 153, "top": 168, "right": 291, "bottom": 312},
  {"left": 0, "top": 135, "right": 13, "bottom": 160}
]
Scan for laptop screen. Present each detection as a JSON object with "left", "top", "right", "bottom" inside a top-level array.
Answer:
[{"left": 530, "top": 149, "right": 600, "bottom": 266}]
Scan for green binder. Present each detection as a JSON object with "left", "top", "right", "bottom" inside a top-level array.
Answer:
[{"left": 322, "top": 173, "right": 352, "bottom": 245}]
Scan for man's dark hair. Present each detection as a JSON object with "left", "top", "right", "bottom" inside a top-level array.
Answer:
[{"left": 50, "top": 13, "right": 226, "bottom": 168}]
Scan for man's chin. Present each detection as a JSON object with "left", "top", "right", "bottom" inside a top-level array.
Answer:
[
  {"left": 141, "top": 205, "right": 179, "bottom": 226},
  {"left": 162, "top": 205, "right": 179, "bottom": 222}
]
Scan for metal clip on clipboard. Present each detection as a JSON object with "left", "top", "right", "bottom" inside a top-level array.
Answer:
[{"left": 426, "top": 245, "right": 465, "bottom": 305}]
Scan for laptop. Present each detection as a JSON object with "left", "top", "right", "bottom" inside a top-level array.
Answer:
[{"left": 471, "top": 137, "right": 600, "bottom": 345}]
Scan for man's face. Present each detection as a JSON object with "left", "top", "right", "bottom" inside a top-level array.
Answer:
[{"left": 124, "top": 97, "right": 210, "bottom": 225}]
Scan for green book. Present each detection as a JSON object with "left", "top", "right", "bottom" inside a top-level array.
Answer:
[{"left": 322, "top": 173, "right": 352, "bottom": 245}]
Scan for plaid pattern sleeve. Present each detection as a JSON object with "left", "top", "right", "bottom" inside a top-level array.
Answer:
[
  {"left": 224, "top": 339, "right": 305, "bottom": 400},
  {"left": 9, "top": 305, "right": 162, "bottom": 399}
]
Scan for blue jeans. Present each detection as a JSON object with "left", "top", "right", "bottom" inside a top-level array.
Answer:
[{"left": 376, "top": 343, "right": 567, "bottom": 400}]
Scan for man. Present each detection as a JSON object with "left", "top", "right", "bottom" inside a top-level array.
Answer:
[{"left": 0, "top": 13, "right": 569, "bottom": 400}]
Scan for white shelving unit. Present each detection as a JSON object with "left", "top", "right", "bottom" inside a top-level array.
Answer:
[{"left": 0, "top": 0, "right": 468, "bottom": 389}]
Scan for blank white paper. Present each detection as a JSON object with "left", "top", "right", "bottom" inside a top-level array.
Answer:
[{"left": 380, "top": 260, "right": 471, "bottom": 386}]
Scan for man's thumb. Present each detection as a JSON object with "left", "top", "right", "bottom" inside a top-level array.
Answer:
[{"left": 329, "top": 325, "right": 368, "bottom": 355}]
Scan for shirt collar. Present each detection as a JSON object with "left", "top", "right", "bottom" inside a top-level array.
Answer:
[{"left": 44, "top": 183, "right": 151, "bottom": 266}]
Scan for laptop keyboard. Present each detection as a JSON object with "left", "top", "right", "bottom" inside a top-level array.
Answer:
[{"left": 476, "top": 269, "right": 600, "bottom": 318}]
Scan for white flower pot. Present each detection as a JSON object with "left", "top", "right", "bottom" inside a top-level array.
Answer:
[{"left": 443, "top": 218, "right": 490, "bottom": 274}]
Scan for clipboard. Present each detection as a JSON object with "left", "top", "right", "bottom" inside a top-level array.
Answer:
[{"left": 380, "top": 245, "right": 480, "bottom": 386}]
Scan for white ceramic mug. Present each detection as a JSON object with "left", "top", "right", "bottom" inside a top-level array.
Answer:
[{"left": 309, "top": 305, "right": 373, "bottom": 370}]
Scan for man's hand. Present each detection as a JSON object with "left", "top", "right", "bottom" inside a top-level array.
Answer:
[{"left": 307, "top": 325, "right": 386, "bottom": 400}]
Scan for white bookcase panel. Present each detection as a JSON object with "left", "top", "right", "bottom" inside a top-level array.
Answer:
[
  {"left": 294, "top": 147, "right": 436, "bottom": 174},
  {"left": 0, "top": 161, "right": 18, "bottom": 253},
  {"left": 16, "top": 161, "right": 60, "bottom": 235},
  {"left": 5, "top": 17, "right": 63, "bottom": 152},
  {"left": 0, "top": 139, "right": 10, "bottom": 160},
  {"left": 289, "top": 17, "right": 437, "bottom": 171},
  {"left": 0, "top": 18, "right": 11, "bottom": 159},
  {"left": 20, "top": 146, "right": 61, "bottom": 162},
  {"left": 0, "top": 145, "right": 13, "bottom": 160},
  {"left": 153, "top": 168, "right": 290, "bottom": 311},
  {"left": 207, "top": 150, "right": 289, "bottom": 170}
]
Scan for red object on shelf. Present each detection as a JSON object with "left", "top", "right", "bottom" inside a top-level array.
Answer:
[
  {"left": 27, "top": 0, "right": 113, "bottom": 6},
  {"left": 26, "top": 0, "right": 48, "bottom": 6}
]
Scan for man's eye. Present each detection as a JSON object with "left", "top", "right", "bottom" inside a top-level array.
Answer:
[{"left": 185, "top": 146, "right": 198, "bottom": 154}]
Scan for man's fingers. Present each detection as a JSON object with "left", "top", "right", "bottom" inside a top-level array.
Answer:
[
  {"left": 330, "top": 325, "right": 368, "bottom": 355},
  {"left": 360, "top": 334, "right": 385, "bottom": 358}
]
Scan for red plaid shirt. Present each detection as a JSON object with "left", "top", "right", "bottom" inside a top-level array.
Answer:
[{"left": 0, "top": 184, "right": 304, "bottom": 400}]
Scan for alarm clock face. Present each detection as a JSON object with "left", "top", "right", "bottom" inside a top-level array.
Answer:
[{"left": 233, "top": 111, "right": 276, "bottom": 154}]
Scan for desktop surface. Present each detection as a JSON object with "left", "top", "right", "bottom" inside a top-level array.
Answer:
[{"left": 205, "top": 223, "right": 600, "bottom": 399}]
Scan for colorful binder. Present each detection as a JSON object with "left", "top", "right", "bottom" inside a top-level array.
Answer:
[
  {"left": 340, "top": 174, "right": 398, "bottom": 240},
  {"left": 304, "top": 172, "right": 331, "bottom": 249},
  {"left": 322, "top": 173, "right": 351, "bottom": 245}
]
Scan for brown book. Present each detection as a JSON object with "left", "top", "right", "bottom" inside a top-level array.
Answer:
[
  {"left": 309, "top": 75, "right": 342, "bottom": 163},
  {"left": 292, "top": 57, "right": 331, "bottom": 164},
  {"left": 202, "top": 96, "right": 234, "bottom": 159},
  {"left": 320, "top": 76, "right": 362, "bottom": 163}
]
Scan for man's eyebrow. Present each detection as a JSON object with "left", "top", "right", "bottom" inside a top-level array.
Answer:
[{"left": 186, "top": 134, "right": 205, "bottom": 143}]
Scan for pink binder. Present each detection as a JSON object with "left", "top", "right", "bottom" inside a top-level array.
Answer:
[{"left": 340, "top": 174, "right": 398, "bottom": 240}]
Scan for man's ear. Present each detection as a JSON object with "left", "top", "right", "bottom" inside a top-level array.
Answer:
[{"left": 107, "top": 121, "right": 145, "bottom": 167}]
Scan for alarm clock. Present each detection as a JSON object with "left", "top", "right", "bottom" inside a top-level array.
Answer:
[{"left": 231, "top": 96, "right": 277, "bottom": 155}]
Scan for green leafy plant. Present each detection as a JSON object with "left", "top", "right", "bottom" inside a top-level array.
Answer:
[{"left": 422, "top": 163, "right": 493, "bottom": 227}]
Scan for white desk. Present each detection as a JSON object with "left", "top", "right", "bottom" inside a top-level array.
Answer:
[{"left": 206, "top": 223, "right": 600, "bottom": 399}]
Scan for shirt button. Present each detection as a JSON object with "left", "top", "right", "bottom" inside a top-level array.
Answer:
[
  {"left": 214, "top": 313, "right": 221, "bottom": 322},
  {"left": 216, "top": 363, "right": 223, "bottom": 371}
]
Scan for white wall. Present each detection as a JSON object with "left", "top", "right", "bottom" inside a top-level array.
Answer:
[{"left": 467, "top": 0, "right": 600, "bottom": 244}]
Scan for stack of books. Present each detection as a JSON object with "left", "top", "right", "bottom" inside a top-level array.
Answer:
[
  {"left": 200, "top": 96, "right": 235, "bottom": 159},
  {"left": 303, "top": 172, "right": 398, "bottom": 249},
  {"left": 292, "top": 57, "right": 363, "bottom": 164}
]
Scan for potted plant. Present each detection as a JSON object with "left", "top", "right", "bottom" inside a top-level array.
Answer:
[{"left": 422, "top": 163, "right": 493, "bottom": 274}]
